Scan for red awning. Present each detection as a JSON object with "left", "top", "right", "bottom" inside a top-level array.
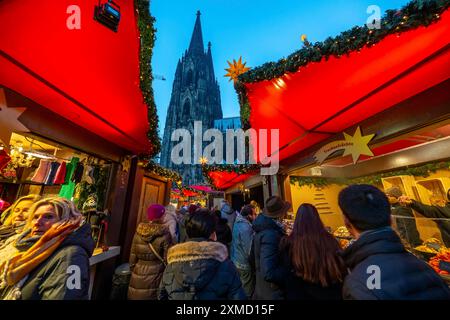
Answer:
[
  {"left": 207, "top": 170, "right": 258, "bottom": 190},
  {"left": 244, "top": 10, "right": 450, "bottom": 163},
  {"left": 0, "top": 0, "right": 152, "bottom": 154}
]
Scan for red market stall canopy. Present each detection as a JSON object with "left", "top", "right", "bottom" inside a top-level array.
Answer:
[
  {"left": 202, "top": 165, "right": 261, "bottom": 190},
  {"left": 239, "top": 7, "right": 450, "bottom": 163},
  {"left": 190, "top": 185, "right": 223, "bottom": 194},
  {"left": 0, "top": 0, "right": 154, "bottom": 154},
  {"left": 172, "top": 188, "right": 202, "bottom": 198}
]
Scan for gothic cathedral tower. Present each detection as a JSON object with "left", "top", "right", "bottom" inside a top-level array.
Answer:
[{"left": 160, "top": 11, "right": 223, "bottom": 185}]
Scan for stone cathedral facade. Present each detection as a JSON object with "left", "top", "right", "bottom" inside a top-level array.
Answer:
[{"left": 160, "top": 11, "right": 223, "bottom": 185}]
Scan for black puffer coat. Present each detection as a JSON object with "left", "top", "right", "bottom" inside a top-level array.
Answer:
[
  {"left": 128, "top": 222, "right": 172, "bottom": 300},
  {"left": 158, "top": 239, "right": 246, "bottom": 300},
  {"left": 341, "top": 227, "right": 450, "bottom": 300},
  {"left": 20, "top": 222, "right": 95, "bottom": 300},
  {"left": 251, "top": 214, "right": 288, "bottom": 300}
]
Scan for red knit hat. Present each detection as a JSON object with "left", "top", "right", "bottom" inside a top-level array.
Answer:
[{"left": 147, "top": 204, "right": 165, "bottom": 221}]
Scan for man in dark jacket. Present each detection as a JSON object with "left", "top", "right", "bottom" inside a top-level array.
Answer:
[
  {"left": 400, "top": 188, "right": 450, "bottom": 247},
  {"left": 252, "top": 196, "right": 291, "bottom": 300},
  {"left": 339, "top": 185, "right": 450, "bottom": 300},
  {"left": 231, "top": 205, "right": 257, "bottom": 298},
  {"left": 158, "top": 210, "right": 246, "bottom": 300},
  {"left": 385, "top": 187, "right": 422, "bottom": 247},
  {"left": 214, "top": 210, "right": 232, "bottom": 249}
]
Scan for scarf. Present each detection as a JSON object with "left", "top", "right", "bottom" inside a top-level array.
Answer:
[{"left": 0, "top": 216, "right": 82, "bottom": 288}]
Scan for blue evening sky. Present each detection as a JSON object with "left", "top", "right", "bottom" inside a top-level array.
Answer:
[{"left": 151, "top": 0, "right": 410, "bottom": 137}]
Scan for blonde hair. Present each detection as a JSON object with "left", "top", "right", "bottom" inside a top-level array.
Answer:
[
  {"left": 1, "top": 195, "right": 42, "bottom": 226},
  {"left": 25, "top": 197, "right": 83, "bottom": 229}
]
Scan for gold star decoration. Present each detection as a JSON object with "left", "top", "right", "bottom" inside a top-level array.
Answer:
[
  {"left": 225, "top": 57, "right": 251, "bottom": 83},
  {"left": 313, "top": 126, "right": 375, "bottom": 164},
  {"left": 0, "top": 89, "right": 29, "bottom": 152},
  {"left": 121, "top": 156, "right": 131, "bottom": 173},
  {"left": 199, "top": 156, "right": 209, "bottom": 165},
  {"left": 342, "top": 127, "right": 375, "bottom": 164}
]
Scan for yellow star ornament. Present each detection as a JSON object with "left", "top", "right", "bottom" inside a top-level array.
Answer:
[
  {"left": 342, "top": 127, "right": 375, "bottom": 164},
  {"left": 225, "top": 57, "right": 251, "bottom": 83}
]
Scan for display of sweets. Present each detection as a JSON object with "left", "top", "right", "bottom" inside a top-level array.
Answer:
[
  {"left": 414, "top": 238, "right": 444, "bottom": 254},
  {"left": 333, "top": 226, "right": 352, "bottom": 239}
]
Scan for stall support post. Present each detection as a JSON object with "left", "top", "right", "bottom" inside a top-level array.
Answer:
[{"left": 280, "top": 174, "right": 293, "bottom": 205}]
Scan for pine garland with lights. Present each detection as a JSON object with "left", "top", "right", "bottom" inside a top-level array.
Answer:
[
  {"left": 136, "top": 0, "right": 161, "bottom": 158},
  {"left": 176, "top": 185, "right": 207, "bottom": 197},
  {"left": 290, "top": 160, "right": 450, "bottom": 188},
  {"left": 143, "top": 160, "right": 182, "bottom": 183},
  {"left": 235, "top": 0, "right": 450, "bottom": 128}
]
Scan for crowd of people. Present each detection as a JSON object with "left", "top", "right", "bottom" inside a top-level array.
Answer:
[
  {"left": 0, "top": 185, "right": 449, "bottom": 300},
  {"left": 128, "top": 185, "right": 450, "bottom": 300}
]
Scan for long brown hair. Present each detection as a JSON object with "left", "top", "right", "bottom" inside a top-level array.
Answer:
[{"left": 281, "top": 204, "right": 347, "bottom": 287}]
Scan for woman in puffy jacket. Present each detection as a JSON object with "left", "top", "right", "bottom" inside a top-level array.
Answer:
[{"left": 128, "top": 204, "right": 173, "bottom": 300}]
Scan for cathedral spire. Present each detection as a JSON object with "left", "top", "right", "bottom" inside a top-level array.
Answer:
[
  {"left": 207, "top": 41, "right": 215, "bottom": 79},
  {"left": 188, "top": 11, "right": 204, "bottom": 55}
]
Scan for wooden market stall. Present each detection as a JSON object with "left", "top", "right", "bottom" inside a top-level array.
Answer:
[{"left": 228, "top": 0, "right": 450, "bottom": 252}]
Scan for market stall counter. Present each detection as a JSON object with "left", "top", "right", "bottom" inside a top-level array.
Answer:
[{"left": 88, "top": 246, "right": 121, "bottom": 300}]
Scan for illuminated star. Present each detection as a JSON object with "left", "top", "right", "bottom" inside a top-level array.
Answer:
[
  {"left": 199, "top": 156, "right": 209, "bottom": 165},
  {"left": 225, "top": 57, "right": 251, "bottom": 83},
  {"left": 342, "top": 127, "right": 375, "bottom": 164}
]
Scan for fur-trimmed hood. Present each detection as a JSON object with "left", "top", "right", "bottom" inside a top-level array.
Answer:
[
  {"left": 167, "top": 240, "right": 228, "bottom": 264},
  {"left": 136, "top": 222, "right": 169, "bottom": 242},
  {"left": 165, "top": 240, "right": 229, "bottom": 291}
]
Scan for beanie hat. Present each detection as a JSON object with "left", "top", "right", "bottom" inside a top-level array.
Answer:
[
  {"left": 188, "top": 204, "right": 199, "bottom": 215},
  {"left": 385, "top": 187, "right": 402, "bottom": 199},
  {"left": 82, "top": 194, "right": 98, "bottom": 214},
  {"left": 147, "top": 204, "right": 165, "bottom": 221}
]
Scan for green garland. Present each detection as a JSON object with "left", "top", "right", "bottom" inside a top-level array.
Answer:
[
  {"left": 290, "top": 161, "right": 450, "bottom": 188},
  {"left": 175, "top": 185, "right": 207, "bottom": 197},
  {"left": 235, "top": 0, "right": 450, "bottom": 128},
  {"left": 144, "top": 160, "right": 182, "bottom": 183},
  {"left": 202, "top": 164, "right": 261, "bottom": 190},
  {"left": 136, "top": 0, "right": 161, "bottom": 158}
]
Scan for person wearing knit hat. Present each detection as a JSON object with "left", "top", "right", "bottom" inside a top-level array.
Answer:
[
  {"left": 188, "top": 204, "right": 199, "bottom": 216},
  {"left": 147, "top": 204, "right": 166, "bottom": 221},
  {"left": 128, "top": 203, "right": 172, "bottom": 300},
  {"left": 384, "top": 187, "right": 421, "bottom": 247}
]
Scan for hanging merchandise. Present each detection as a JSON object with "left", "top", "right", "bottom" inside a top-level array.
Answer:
[
  {"left": 30, "top": 159, "right": 51, "bottom": 183},
  {"left": 82, "top": 194, "right": 98, "bottom": 214},
  {"left": 59, "top": 157, "right": 80, "bottom": 200},
  {"left": 82, "top": 165, "right": 95, "bottom": 185},
  {"left": 44, "top": 161, "right": 60, "bottom": 186},
  {"left": 74, "top": 164, "right": 111, "bottom": 212},
  {"left": 53, "top": 161, "right": 67, "bottom": 185},
  {"left": 0, "top": 150, "right": 11, "bottom": 172},
  {"left": 71, "top": 162, "right": 85, "bottom": 184}
]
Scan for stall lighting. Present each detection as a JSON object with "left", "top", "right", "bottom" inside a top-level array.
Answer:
[
  {"left": 94, "top": 0, "right": 121, "bottom": 32},
  {"left": 23, "top": 151, "right": 55, "bottom": 160}
]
